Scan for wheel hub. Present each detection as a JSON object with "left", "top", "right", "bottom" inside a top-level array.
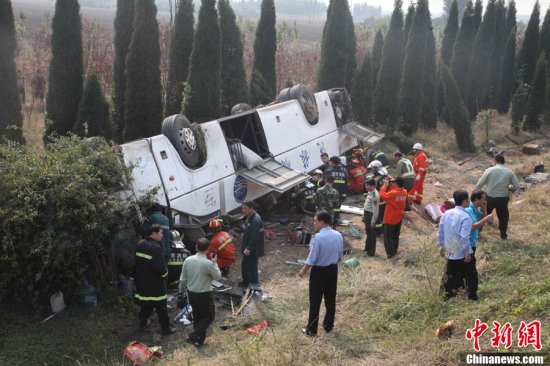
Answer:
[{"left": 179, "top": 128, "right": 196, "bottom": 151}]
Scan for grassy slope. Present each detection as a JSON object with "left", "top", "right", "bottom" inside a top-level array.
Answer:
[{"left": 2, "top": 118, "right": 548, "bottom": 365}]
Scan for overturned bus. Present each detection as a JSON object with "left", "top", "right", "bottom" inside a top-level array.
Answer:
[{"left": 120, "top": 85, "right": 384, "bottom": 231}]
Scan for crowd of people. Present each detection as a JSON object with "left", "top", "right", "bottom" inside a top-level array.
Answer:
[{"left": 132, "top": 144, "right": 520, "bottom": 344}]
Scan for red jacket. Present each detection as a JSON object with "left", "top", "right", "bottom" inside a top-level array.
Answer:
[
  {"left": 379, "top": 182, "right": 407, "bottom": 225},
  {"left": 413, "top": 150, "right": 428, "bottom": 176},
  {"left": 208, "top": 231, "right": 236, "bottom": 269}
]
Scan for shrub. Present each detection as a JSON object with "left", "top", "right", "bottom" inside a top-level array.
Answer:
[{"left": 0, "top": 136, "right": 134, "bottom": 310}]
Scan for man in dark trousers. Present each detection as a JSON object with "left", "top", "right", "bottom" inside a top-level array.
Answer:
[
  {"left": 298, "top": 211, "right": 343, "bottom": 336},
  {"left": 179, "top": 238, "right": 222, "bottom": 347},
  {"left": 475, "top": 154, "right": 519, "bottom": 240},
  {"left": 240, "top": 201, "right": 264, "bottom": 286},
  {"left": 379, "top": 177, "right": 407, "bottom": 258},
  {"left": 324, "top": 156, "right": 348, "bottom": 226},
  {"left": 438, "top": 190, "right": 473, "bottom": 300},
  {"left": 134, "top": 224, "right": 175, "bottom": 336},
  {"left": 142, "top": 204, "right": 170, "bottom": 263}
]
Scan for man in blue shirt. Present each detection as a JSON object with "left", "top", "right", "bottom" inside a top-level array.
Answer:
[
  {"left": 438, "top": 190, "right": 473, "bottom": 300},
  {"left": 298, "top": 211, "right": 343, "bottom": 336},
  {"left": 464, "top": 190, "right": 494, "bottom": 300}
]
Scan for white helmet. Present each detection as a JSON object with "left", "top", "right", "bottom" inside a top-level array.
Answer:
[
  {"left": 313, "top": 169, "right": 323, "bottom": 175},
  {"left": 367, "top": 160, "right": 382, "bottom": 171},
  {"left": 378, "top": 167, "right": 388, "bottom": 176},
  {"left": 413, "top": 143, "right": 423, "bottom": 150}
]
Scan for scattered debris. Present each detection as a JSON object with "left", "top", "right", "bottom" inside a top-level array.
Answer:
[
  {"left": 524, "top": 173, "right": 549, "bottom": 185},
  {"left": 247, "top": 319, "right": 269, "bottom": 334},
  {"left": 522, "top": 143, "right": 542, "bottom": 155},
  {"left": 511, "top": 199, "right": 525, "bottom": 206},
  {"left": 435, "top": 320, "right": 459, "bottom": 339},
  {"left": 340, "top": 204, "right": 363, "bottom": 215},
  {"left": 123, "top": 341, "right": 162, "bottom": 365},
  {"left": 234, "top": 288, "right": 253, "bottom": 316},
  {"left": 432, "top": 179, "right": 444, "bottom": 187},
  {"left": 348, "top": 227, "right": 361, "bottom": 239},
  {"left": 534, "top": 161, "right": 545, "bottom": 173},
  {"left": 344, "top": 257, "right": 360, "bottom": 267}
]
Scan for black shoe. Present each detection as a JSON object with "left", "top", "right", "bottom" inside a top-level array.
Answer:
[
  {"left": 413, "top": 200, "right": 422, "bottom": 205},
  {"left": 237, "top": 281, "right": 249, "bottom": 287},
  {"left": 469, "top": 295, "right": 479, "bottom": 301},
  {"left": 323, "top": 326, "right": 333, "bottom": 333},
  {"left": 500, "top": 235, "right": 508, "bottom": 240},
  {"left": 302, "top": 328, "right": 317, "bottom": 337},
  {"left": 185, "top": 337, "right": 202, "bottom": 347},
  {"left": 161, "top": 327, "right": 176, "bottom": 336}
]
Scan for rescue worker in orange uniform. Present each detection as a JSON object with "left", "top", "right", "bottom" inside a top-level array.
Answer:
[
  {"left": 410, "top": 143, "right": 428, "bottom": 205},
  {"left": 348, "top": 158, "right": 367, "bottom": 194},
  {"left": 207, "top": 219, "right": 236, "bottom": 277},
  {"left": 379, "top": 177, "right": 408, "bottom": 258}
]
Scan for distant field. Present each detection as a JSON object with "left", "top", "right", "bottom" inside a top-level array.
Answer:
[{"left": 12, "top": 0, "right": 326, "bottom": 42}]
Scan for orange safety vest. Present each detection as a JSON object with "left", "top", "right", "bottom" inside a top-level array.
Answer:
[
  {"left": 379, "top": 184, "right": 408, "bottom": 225},
  {"left": 413, "top": 151, "right": 428, "bottom": 176},
  {"left": 208, "top": 231, "right": 236, "bottom": 269}
]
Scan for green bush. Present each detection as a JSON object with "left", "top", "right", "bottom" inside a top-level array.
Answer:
[{"left": 0, "top": 136, "right": 134, "bottom": 310}]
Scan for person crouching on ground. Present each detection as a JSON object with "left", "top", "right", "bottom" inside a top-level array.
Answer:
[
  {"left": 134, "top": 224, "right": 175, "bottom": 336},
  {"left": 179, "top": 238, "right": 222, "bottom": 347},
  {"left": 207, "top": 219, "right": 236, "bottom": 277},
  {"left": 298, "top": 211, "right": 343, "bottom": 336},
  {"left": 379, "top": 177, "right": 407, "bottom": 258}
]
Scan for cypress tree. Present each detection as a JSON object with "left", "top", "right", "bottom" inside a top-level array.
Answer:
[
  {"left": 498, "top": 26, "right": 517, "bottom": 113},
  {"left": 441, "top": 0, "right": 459, "bottom": 65},
  {"left": 498, "top": 1, "right": 517, "bottom": 113},
  {"left": 441, "top": 64, "right": 475, "bottom": 152},
  {"left": 46, "top": 0, "right": 83, "bottom": 137},
  {"left": 504, "top": 0, "right": 516, "bottom": 38},
  {"left": 467, "top": 0, "right": 496, "bottom": 119},
  {"left": 516, "top": 1, "right": 540, "bottom": 85},
  {"left": 486, "top": 0, "right": 506, "bottom": 110},
  {"left": 399, "top": 0, "right": 429, "bottom": 136},
  {"left": 444, "top": 0, "right": 468, "bottom": 19},
  {"left": 450, "top": 1, "right": 476, "bottom": 102},
  {"left": 219, "top": 0, "right": 248, "bottom": 115},
  {"left": 165, "top": 0, "right": 194, "bottom": 117},
  {"left": 421, "top": 20, "right": 438, "bottom": 130},
  {"left": 510, "top": 82, "right": 529, "bottom": 133},
  {"left": 523, "top": 54, "right": 546, "bottom": 131},
  {"left": 374, "top": 0, "right": 404, "bottom": 130},
  {"left": 112, "top": 0, "right": 134, "bottom": 142},
  {"left": 372, "top": 28, "right": 384, "bottom": 91},
  {"left": 351, "top": 51, "right": 374, "bottom": 126},
  {"left": 317, "top": 0, "right": 350, "bottom": 91},
  {"left": 74, "top": 71, "right": 111, "bottom": 138},
  {"left": 538, "top": 6, "right": 550, "bottom": 60},
  {"left": 344, "top": 5, "right": 357, "bottom": 91},
  {"left": 182, "top": 0, "right": 221, "bottom": 122},
  {"left": 249, "top": 0, "right": 276, "bottom": 105},
  {"left": 0, "top": 0, "right": 23, "bottom": 143},
  {"left": 473, "top": 0, "right": 483, "bottom": 32},
  {"left": 123, "top": 0, "right": 163, "bottom": 141},
  {"left": 403, "top": 3, "right": 415, "bottom": 47}
]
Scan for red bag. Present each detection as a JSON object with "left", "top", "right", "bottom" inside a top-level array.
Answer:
[
  {"left": 123, "top": 341, "right": 162, "bottom": 365},
  {"left": 247, "top": 319, "right": 269, "bottom": 334}
]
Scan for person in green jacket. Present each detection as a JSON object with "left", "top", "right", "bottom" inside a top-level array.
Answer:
[
  {"left": 142, "top": 204, "right": 170, "bottom": 263},
  {"left": 240, "top": 201, "right": 264, "bottom": 286}
]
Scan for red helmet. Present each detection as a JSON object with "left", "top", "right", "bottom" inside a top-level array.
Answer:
[
  {"left": 209, "top": 219, "right": 222, "bottom": 230},
  {"left": 351, "top": 158, "right": 361, "bottom": 167}
]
